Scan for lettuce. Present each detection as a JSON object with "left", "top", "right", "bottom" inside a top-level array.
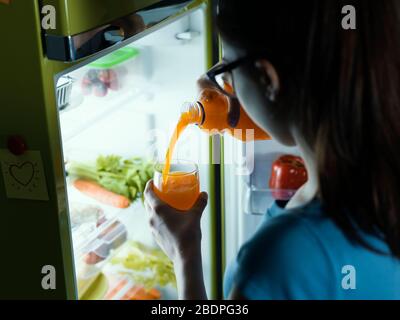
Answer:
[
  {"left": 110, "top": 241, "right": 176, "bottom": 289},
  {"left": 67, "top": 155, "right": 154, "bottom": 203}
]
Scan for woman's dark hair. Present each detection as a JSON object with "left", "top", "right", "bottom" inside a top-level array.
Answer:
[{"left": 217, "top": 0, "right": 400, "bottom": 258}]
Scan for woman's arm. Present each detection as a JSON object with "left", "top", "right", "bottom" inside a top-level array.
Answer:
[
  {"left": 174, "top": 244, "right": 207, "bottom": 300},
  {"left": 144, "top": 181, "right": 209, "bottom": 300}
]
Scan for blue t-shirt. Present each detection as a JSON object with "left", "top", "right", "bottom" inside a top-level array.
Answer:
[{"left": 224, "top": 199, "right": 400, "bottom": 299}]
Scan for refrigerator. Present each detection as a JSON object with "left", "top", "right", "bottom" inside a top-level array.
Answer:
[
  {"left": 0, "top": 0, "right": 302, "bottom": 300},
  {"left": 0, "top": 0, "right": 222, "bottom": 300}
]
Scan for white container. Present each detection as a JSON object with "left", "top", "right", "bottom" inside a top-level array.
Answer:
[
  {"left": 100, "top": 221, "right": 128, "bottom": 250},
  {"left": 79, "top": 46, "right": 148, "bottom": 98}
]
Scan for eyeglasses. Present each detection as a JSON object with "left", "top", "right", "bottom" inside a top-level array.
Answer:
[{"left": 206, "top": 52, "right": 268, "bottom": 98}]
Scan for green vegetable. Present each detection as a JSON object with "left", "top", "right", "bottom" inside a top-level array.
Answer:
[
  {"left": 110, "top": 241, "right": 176, "bottom": 289},
  {"left": 67, "top": 155, "right": 154, "bottom": 203}
]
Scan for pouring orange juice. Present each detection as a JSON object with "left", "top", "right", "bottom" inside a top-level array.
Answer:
[
  {"left": 154, "top": 87, "right": 270, "bottom": 210},
  {"left": 153, "top": 108, "right": 200, "bottom": 211},
  {"left": 154, "top": 161, "right": 200, "bottom": 211}
]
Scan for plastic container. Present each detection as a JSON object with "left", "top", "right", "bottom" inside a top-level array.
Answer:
[
  {"left": 74, "top": 220, "right": 126, "bottom": 299},
  {"left": 80, "top": 47, "right": 141, "bottom": 98},
  {"left": 56, "top": 76, "right": 74, "bottom": 110},
  {"left": 69, "top": 202, "right": 104, "bottom": 228},
  {"left": 100, "top": 221, "right": 128, "bottom": 250},
  {"left": 77, "top": 220, "right": 128, "bottom": 267},
  {"left": 69, "top": 202, "right": 106, "bottom": 251},
  {"left": 82, "top": 239, "right": 110, "bottom": 265}
]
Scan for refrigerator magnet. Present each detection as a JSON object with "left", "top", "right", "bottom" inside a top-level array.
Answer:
[{"left": 0, "top": 149, "right": 49, "bottom": 201}]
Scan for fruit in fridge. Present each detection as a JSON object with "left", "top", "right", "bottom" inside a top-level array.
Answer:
[
  {"left": 81, "top": 67, "right": 124, "bottom": 97},
  {"left": 269, "top": 154, "right": 308, "bottom": 200}
]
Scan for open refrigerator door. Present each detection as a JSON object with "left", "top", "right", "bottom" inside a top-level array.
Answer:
[
  {"left": 223, "top": 137, "right": 304, "bottom": 270},
  {"left": 55, "top": 7, "right": 212, "bottom": 300}
]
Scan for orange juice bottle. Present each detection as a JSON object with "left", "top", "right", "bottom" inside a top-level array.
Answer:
[{"left": 181, "top": 88, "right": 271, "bottom": 141}]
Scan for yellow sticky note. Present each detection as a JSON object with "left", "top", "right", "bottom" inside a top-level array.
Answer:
[{"left": 0, "top": 149, "right": 49, "bottom": 201}]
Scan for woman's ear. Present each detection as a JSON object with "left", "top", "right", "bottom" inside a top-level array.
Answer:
[{"left": 254, "top": 59, "right": 280, "bottom": 102}]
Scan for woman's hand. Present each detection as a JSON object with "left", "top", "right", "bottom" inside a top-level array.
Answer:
[
  {"left": 144, "top": 180, "right": 209, "bottom": 300},
  {"left": 144, "top": 180, "right": 208, "bottom": 263}
]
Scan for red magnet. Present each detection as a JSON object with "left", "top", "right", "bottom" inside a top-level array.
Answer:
[{"left": 7, "top": 136, "right": 27, "bottom": 156}]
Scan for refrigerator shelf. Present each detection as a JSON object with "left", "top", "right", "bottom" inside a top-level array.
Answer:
[
  {"left": 244, "top": 186, "right": 297, "bottom": 216},
  {"left": 59, "top": 86, "right": 146, "bottom": 144}
]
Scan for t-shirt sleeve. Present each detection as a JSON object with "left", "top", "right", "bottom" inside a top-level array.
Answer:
[{"left": 231, "top": 214, "right": 337, "bottom": 300}]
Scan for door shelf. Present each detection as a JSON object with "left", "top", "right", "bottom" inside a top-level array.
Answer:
[{"left": 244, "top": 186, "right": 297, "bottom": 216}]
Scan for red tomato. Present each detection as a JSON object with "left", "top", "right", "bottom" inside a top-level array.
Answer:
[{"left": 269, "top": 155, "right": 308, "bottom": 200}]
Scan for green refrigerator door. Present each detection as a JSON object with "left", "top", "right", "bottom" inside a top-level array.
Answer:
[
  {"left": 43, "top": 0, "right": 198, "bottom": 61},
  {"left": 0, "top": 0, "right": 76, "bottom": 299},
  {"left": 42, "top": 0, "right": 161, "bottom": 36}
]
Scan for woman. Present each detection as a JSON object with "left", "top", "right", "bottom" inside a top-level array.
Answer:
[{"left": 144, "top": 0, "right": 400, "bottom": 299}]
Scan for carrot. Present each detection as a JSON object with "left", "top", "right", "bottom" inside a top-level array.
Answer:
[
  {"left": 104, "top": 278, "right": 129, "bottom": 300},
  {"left": 121, "top": 286, "right": 161, "bottom": 300},
  {"left": 148, "top": 288, "right": 161, "bottom": 299},
  {"left": 73, "top": 179, "right": 130, "bottom": 208}
]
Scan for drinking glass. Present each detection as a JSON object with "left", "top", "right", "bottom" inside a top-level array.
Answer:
[{"left": 153, "top": 160, "right": 200, "bottom": 211}]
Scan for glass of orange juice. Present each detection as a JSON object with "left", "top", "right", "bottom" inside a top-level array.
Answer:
[{"left": 153, "top": 160, "right": 200, "bottom": 211}]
